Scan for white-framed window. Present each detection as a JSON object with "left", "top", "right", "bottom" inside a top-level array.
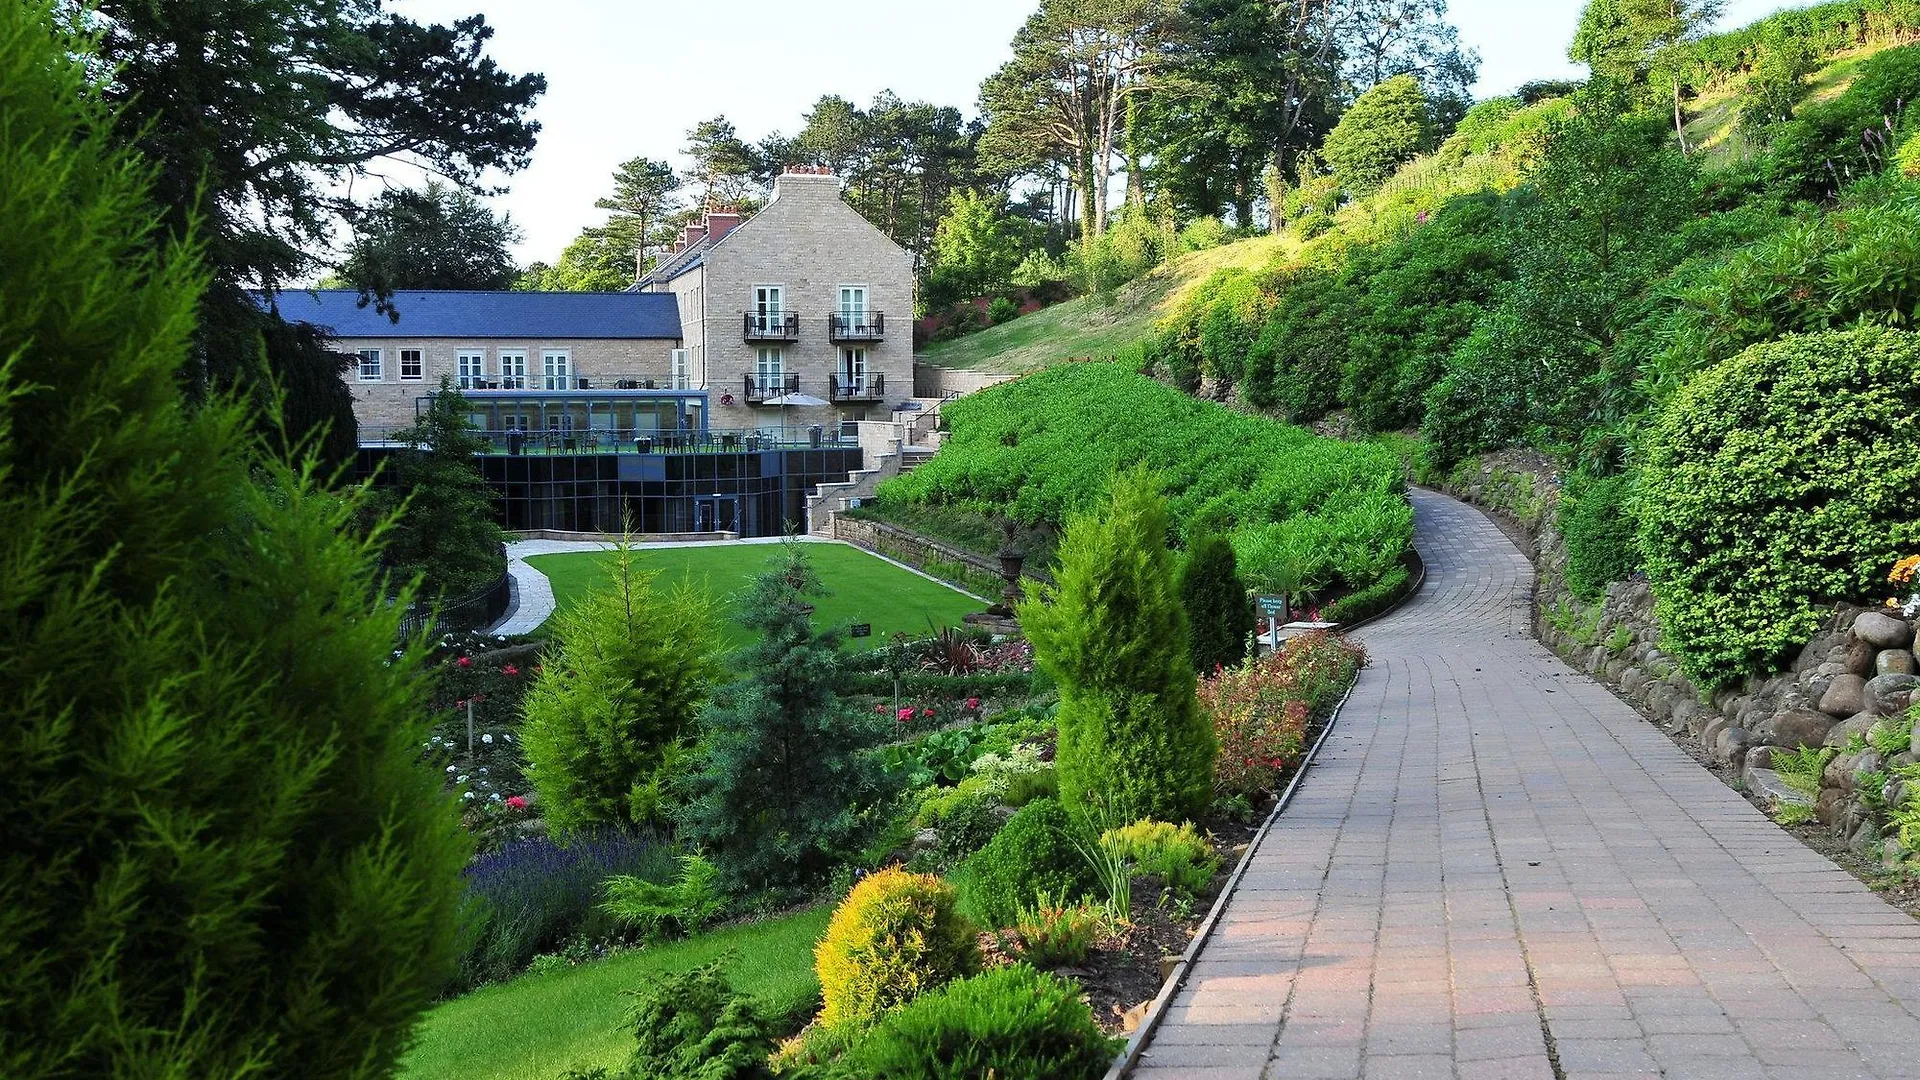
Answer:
[
  {"left": 356, "top": 348, "right": 382, "bottom": 381},
  {"left": 752, "top": 284, "right": 783, "bottom": 333},
  {"left": 838, "top": 284, "right": 867, "bottom": 322},
  {"left": 499, "top": 350, "right": 528, "bottom": 389},
  {"left": 670, "top": 348, "right": 691, "bottom": 391},
  {"left": 542, "top": 349, "right": 571, "bottom": 390},
  {"left": 755, "top": 346, "right": 784, "bottom": 384},
  {"left": 399, "top": 348, "right": 424, "bottom": 381},
  {"left": 456, "top": 350, "right": 485, "bottom": 389},
  {"left": 840, "top": 347, "right": 868, "bottom": 395}
]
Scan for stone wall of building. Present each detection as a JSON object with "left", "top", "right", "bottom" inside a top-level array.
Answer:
[{"left": 345, "top": 337, "right": 678, "bottom": 431}]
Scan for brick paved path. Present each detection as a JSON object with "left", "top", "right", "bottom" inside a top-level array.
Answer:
[{"left": 1133, "top": 489, "right": 1920, "bottom": 1080}]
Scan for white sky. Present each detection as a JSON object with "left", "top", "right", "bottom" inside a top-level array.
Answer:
[{"left": 391, "top": 0, "right": 1795, "bottom": 264}]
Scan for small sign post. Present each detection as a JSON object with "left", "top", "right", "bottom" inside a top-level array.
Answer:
[
  {"left": 1256, "top": 596, "right": 1288, "bottom": 650},
  {"left": 849, "top": 623, "right": 872, "bottom": 639}
]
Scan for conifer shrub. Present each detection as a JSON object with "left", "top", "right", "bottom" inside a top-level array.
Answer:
[
  {"left": 963, "top": 798, "right": 1099, "bottom": 929},
  {"left": 836, "top": 963, "right": 1120, "bottom": 1080},
  {"left": 521, "top": 542, "right": 722, "bottom": 836},
  {"left": 558, "top": 961, "right": 777, "bottom": 1080},
  {"left": 677, "top": 542, "right": 897, "bottom": 893},
  {"left": 1179, "top": 533, "right": 1255, "bottom": 674},
  {"left": 1637, "top": 327, "right": 1920, "bottom": 687},
  {"left": 377, "top": 376, "right": 506, "bottom": 596},
  {"left": 814, "top": 868, "right": 979, "bottom": 1032},
  {"left": 1559, "top": 472, "right": 1640, "bottom": 602},
  {"left": 1, "top": 7, "right": 467, "bottom": 1075},
  {"left": 1019, "top": 468, "right": 1217, "bottom": 821}
]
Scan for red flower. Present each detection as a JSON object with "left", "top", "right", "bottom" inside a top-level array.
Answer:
[
  {"left": 875, "top": 704, "right": 889, "bottom": 715},
  {"left": 920, "top": 707, "right": 935, "bottom": 718},
  {"left": 456, "top": 656, "right": 472, "bottom": 668},
  {"left": 505, "top": 795, "right": 528, "bottom": 811},
  {"left": 897, "top": 707, "right": 915, "bottom": 721},
  {"left": 501, "top": 664, "right": 520, "bottom": 677},
  {"left": 965, "top": 697, "right": 981, "bottom": 711}
]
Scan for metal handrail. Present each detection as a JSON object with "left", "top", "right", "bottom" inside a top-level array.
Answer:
[
  {"left": 830, "top": 373, "right": 885, "bottom": 400},
  {"left": 743, "top": 373, "right": 801, "bottom": 402},
  {"left": 828, "top": 311, "right": 885, "bottom": 341},
  {"left": 743, "top": 311, "right": 801, "bottom": 340}
]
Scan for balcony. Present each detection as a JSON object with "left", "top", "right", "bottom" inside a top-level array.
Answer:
[
  {"left": 828, "top": 311, "right": 885, "bottom": 342},
  {"left": 743, "top": 373, "right": 800, "bottom": 404},
  {"left": 744, "top": 312, "right": 801, "bottom": 341},
  {"left": 829, "top": 373, "right": 885, "bottom": 403}
]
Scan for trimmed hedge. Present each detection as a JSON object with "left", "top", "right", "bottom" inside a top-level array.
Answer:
[
  {"left": 814, "top": 868, "right": 978, "bottom": 1032},
  {"left": 835, "top": 963, "right": 1120, "bottom": 1080},
  {"left": 1559, "top": 473, "right": 1640, "bottom": 603},
  {"left": 1637, "top": 327, "right": 1920, "bottom": 687}
]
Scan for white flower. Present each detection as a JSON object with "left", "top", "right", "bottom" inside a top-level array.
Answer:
[
  {"left": 446, "top": 764, "right": 457, "bottom": 774},
  {"left": 481, "top": 733, "right": 494, "bottom": 745},
  {"left": 496, "top": 635, "right": 506, "bottom": 641},
  {"left": 478, "top": 767, "right": 489, "bottom": 776},
  {"left": 503, "top": 733, "right": 513, "bottom": 742},
  {"left": 463, "top": 791, "right": 475, "bottom": 800},
  {"left": 456, "top": 774, "right": 469, "bottom": 783},
  {"left": 490, "top": 793, "right": 503, "bottom": 802}
]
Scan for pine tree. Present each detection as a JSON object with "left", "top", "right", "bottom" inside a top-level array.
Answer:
[
  {"left": 520, "top": 541, "right": 723, "bottom": 837},
  {"left": 1180, "top": 533, "right": 1255, "bottom": 674},
  {"left": 1019, "top": 467, "right": 1217, "bottom": 822},
  {"left": 378, "top": 377, "right": 507, "bottom": 597},
  {"left": 0, "top": 7, "right": 469, "bottom": 1076},
  {"left": 676, "top": 542, "right": 895, "bottom": 894}
]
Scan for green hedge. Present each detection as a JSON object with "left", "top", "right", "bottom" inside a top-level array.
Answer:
[
  {"left": 1559, "top": 473, "right": 1641, "bottom": 602},
  {"left": 1637, "top": 327, "right": 1920, "bottom": 687}
]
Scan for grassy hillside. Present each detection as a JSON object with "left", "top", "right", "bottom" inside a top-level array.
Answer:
[
  {"left": 1685, "top": 45, "right": 1895, "bottom": 167},
  {"left": 917, "top": 232, "right": 1292, "bottom": 372}
]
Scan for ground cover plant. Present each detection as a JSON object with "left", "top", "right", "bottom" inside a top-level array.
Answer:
[
  {"left": 526, "top": 543, "right": 979, "bottom": 648},
  {"left": 879, "top": 363, "right": 1411, "bottom": 601}
]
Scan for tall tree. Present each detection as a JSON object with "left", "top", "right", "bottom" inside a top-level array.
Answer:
[
  {"left": 336, "top": 181, "right": 521, "bottom": 297},
  {"left": 516, "top": 225, "right": 635, "bottom": 292},
  {"left": 1569, "top": 0, "right": 1724, "bottom": 152},
  {"left": 68, "top": 0, "right": 544, "bottom": 466},
  {"left": 925, "top": 190, "right": 1044, "bottom": 306},
  {"left": 3, "top": 7, "right": 469, "bottom": 1075},
  {"left": 684, "top": 115, "right": 761, "bottom": 207},
  {"left": 1335, "top": 0, "right": 1479, "bottom": 128},
  {"left": 594, "top": 156, "right": 681, "bottom": 284},
  {"left": 376, "top": 378, "right": 507, "bottom": 597},
  {"left": 1321, "top": 73, "right": 1432, "bottom": 194},
  {"left": 979, "top": 0, "right": 1182, "bottom": 237}
]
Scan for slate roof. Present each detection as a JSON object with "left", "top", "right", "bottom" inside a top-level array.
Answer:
[
  {"left": 635, "top": 235, "right": 713, "bottom": 287},
  {"left": 266, "top": 289, "right": 682, "bottom": 340}
]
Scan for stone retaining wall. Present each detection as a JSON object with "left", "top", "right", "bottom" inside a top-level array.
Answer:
[{"left": 1437, "top": 456, "right": 1920, "bottom": 856}]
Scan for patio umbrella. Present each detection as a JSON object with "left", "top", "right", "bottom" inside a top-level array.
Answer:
[{"left": 763, "top": 392, "right": 830, "bottom": 442}]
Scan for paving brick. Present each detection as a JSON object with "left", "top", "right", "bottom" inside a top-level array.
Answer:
[{"left": 1126, "top": 491, "right": 1920, "bottom": 1079}]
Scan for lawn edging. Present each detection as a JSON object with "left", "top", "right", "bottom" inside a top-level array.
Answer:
[{"left": 1100, "top": 674, "right": 1361, "bottom": 1080}]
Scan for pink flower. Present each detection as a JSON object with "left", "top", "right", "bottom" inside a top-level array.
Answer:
[
  {"left": 897, "top": 707, "right": 915, "bottom": 721},
  {"left": 501, "top": 664, "right": 520, "bottom": 677},
  {"left": 454, "top": 698, "right": 469, "bottom": 709},
  {"left": 505, "top": 796, "right": 528, "bottom": 811},
  {"left": 875, "top": 704, "right": 889, "bottom": 715},
  {"left": 456, "top": 656, "right": 472, "bottom": 668},
  {"left": 965, "top": 697, "right": 981, "bottom": 712},
  {"left": 920, "top": 707, "right": 935, "bottom": 718}
]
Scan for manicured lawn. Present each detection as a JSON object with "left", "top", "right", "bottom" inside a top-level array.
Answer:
[
  {"left": 525, "top": 542, "right": 983, "bottom": 648},
  {"left": 400, "top": 905, "right": 832, "bottom": 1080}
]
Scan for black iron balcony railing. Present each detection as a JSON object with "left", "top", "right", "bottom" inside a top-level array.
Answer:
[
  {"left": 828, "top": 311, "right": 885, "bottom": 342},
  {"left": 743, "top": 373, "right": 800, "bottom": 403},
  {"left": 744, "top": 311, "right": 801, "bottom": 341},
  {"left": 829, "top": 373, "right": 884, "bottom": 402}
]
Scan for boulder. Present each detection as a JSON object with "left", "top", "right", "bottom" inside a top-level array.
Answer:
[
  {"left": 1865, "top": 673, "right": 1919, "bottom": 717},
  {"left": 1816, "top": 786, "right": 1845, "bottom": 827},
  {"left": 1845, "top": 639, "right": 1880, "bottom": 676},
  {"left": 1715, "top": 726, "right": 1751, "bottom": 765},
  {"left": 1744, "top": 744, "right": 1777, "bottom": 775},
  {"left": 1670, "top": 697, "right": 1701, "bottom": 732},
  {"left": 1758, "top": 708, "right": 1835, "bottom": 749},
  {"left": 1853, "top": 749, "right": 1886, "bottom": 785},
  {"left": 1621, "top": 666, "right": 1649, "bottom": 698},
  {"left": 1877, "top": 649, "right": 1917, "bottom": 677},
  {"left": 1826, "top": 712, "right": 1878, "bottom": 748},
  {"left": 1853, "top": 611, "right": 1914, "bottom": 650},
  {"left": 1701, "top": 713, "right": 1737, "bottom": 747},
  {"left": 1820, "top": 674, "right": 1869, "bottom": 717},
  {"left": 1794, "top": 632, "right": 1846, "bottom": 674}
]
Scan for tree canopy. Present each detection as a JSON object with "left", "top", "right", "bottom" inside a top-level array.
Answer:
[{"left": 336, "top": 182, "right": 521, "bottom": 299}]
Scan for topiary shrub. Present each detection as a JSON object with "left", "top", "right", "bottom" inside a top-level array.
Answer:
[
  {"left": 963, "top": 798, "right": 1098, "bottom": 929},
  {"left": 1018, "top": 467, "right": 1217, "bottom": 822},
  {"left": 1637, "top": 327, "right": 1920, "bottom": 687},
  {"left": 1179, "top": 533, "right": 1255, "bottom": 674},
  {"left": 814, "top": 868, "right": 979, "bottom": 1031},
  {"left": 1321, "top": 74, "right": 1431, "bottom": 195},
  {"left": 1, "top": 7, "right": 468, "bottom": 1075},
  {"left": 560, "top": 961, "right": 777, "bottom": 1080},
  {"left": 1559, "top": 471, "right": 1640, "bottom": 602},
  {"left": 836, "top": 963, "right": 1121, "bottom": 1080}
]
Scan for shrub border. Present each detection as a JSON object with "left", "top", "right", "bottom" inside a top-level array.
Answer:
[
  {"left": 1100, "top": 673, "right": 1363, "bottom": 1079},
  {"left": 1333, "top": 546, "right": 1426, "bottom": 633}
]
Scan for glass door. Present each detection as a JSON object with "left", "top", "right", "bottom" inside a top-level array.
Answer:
[
  {"left": 840, "top": 347, "right": 867, "bottom": 397},
  {"left": 838, "top": 285, "right": 866, "bottom": 333},
  {"left": 756, "top": 347, "right": 784, "bottom": 393},
  {"left": 754, "top": 285, "right": 783, "bottom": 335}
]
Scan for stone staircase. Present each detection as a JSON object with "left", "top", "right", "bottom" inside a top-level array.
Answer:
[{"left": 803, "top": 395, "right": 954, "bottom": 536}]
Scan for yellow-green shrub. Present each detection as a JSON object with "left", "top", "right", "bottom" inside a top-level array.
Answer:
[
  {"left": 814, "top": 868, "right": 979, "bottom": 1031},
  {"left": 1102, "top": 820, "right": 1221, "bottom": 898}
]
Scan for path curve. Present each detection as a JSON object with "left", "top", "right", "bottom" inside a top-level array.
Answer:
[{"left": 1133, "top": 489, "right": 1920, "bottom": 1079}]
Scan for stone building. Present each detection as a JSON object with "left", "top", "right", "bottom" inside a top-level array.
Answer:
[{"left": 638, "top": 167, "right": 913, "bottom": 433}]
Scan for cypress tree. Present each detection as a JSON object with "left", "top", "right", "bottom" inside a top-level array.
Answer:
[
  {"left": 520, "top": 542, "right": 723, "bottom": 836},
  {"left": 1179, "top": 533, "right": 1255, "bottom": 674},
  {"left": 0, "top": 8, "right": 468, "bottom": 1077},
  {"left": 378, "top": 376, "right": 507, "bottom": 597},
  {"left": 1019, "top": 467, "right": 1217, "bottom": 822}
]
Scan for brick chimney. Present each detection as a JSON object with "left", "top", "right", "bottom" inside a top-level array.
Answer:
[{"left": 705, "top": 209, "right": 743, "bottom": 242}]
